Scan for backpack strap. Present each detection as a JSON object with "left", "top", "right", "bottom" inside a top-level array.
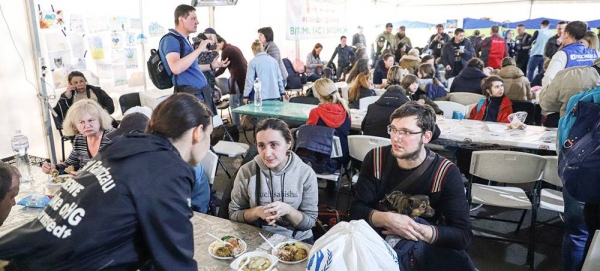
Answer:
[
  {"left": 159, "top": 32, "right": 186, "bottom": 86},
  {"left": 430, "top": 157, "right": 453, "bottom": 193},
  {"left": 476, "top": 98, "right": 486, "bottom": 114}
]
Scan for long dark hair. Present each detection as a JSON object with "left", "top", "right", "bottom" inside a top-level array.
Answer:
[
  {"left": 312, "top": 43, "right": 322, "bottom": 58},
  {"left": 146, "top": 93, "right": 213, "bottom": 140}
]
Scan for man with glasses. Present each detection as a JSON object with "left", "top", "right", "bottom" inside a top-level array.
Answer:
[{"left": 350, "top": 102, "right": 475, "bottom": 270}]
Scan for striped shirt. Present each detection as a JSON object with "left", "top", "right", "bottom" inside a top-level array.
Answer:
[{"left": 57, "top": 129, "right": 114, "bottom": 173}]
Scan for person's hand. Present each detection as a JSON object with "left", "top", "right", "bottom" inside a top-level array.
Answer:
[
  {"left": 281, "top": 94, "right": 289, "bottom": 101},
  {"left": 317, "top": 63, "right": 324, "bottom": 68},
  {"left": 445, "top": 65, "right": 452, "bottom": 71},
  {"left": 41, "top": 162, "right": 56, "bottom": 174},
  {"left": 243, "top": 98, "right": 249, "bottom": 104},
  {"left": 381, "top": 212, "right": 426, "bottom": 242},
  {"left": 262, "top": 201, "right": 293, "bottom": 226},
  {"left": 556, "top": 37, "right": 562, "bottom": 45},
  {"left": 417, "top": 99, "right": 426, "bottom": 105},
  {"left": 197, "top": 40, "right": 210, "bottom": 52},
  {"left": 68, "top": 170, "right": 78, "bottom": 176}
]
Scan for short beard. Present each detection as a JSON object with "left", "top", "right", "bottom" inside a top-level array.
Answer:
[{"left": 391, "top": 138, "right": 424, "bottom": 161}]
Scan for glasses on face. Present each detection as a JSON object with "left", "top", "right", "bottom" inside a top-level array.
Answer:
[{"left": 387, "top": 125, "right": 424, "bottom": 137}]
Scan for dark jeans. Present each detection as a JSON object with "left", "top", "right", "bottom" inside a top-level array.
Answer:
[
  {"left": 516, "top": 51, "right": 530, "bottom": 75},
  {"left": 527, "top": 55, "right": 544, "bottom": 82},
  {"left": 583, "top": 202, "right": 600, "bottom": 268},
  {"left": 563, "top": 190, "right": 588, "bottom": 271}
]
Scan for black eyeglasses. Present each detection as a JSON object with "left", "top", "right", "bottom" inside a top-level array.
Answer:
[{"left": 387, "top": 125, "right": 424, "bottom": 137}]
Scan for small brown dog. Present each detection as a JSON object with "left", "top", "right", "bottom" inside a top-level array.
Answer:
[{"left": 378, "top": 191, "right": 435, "bottom": 218}]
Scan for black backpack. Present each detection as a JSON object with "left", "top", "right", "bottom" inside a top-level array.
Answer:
[{"left": 147, "top": 33, "right": 184, "bottom": 89}]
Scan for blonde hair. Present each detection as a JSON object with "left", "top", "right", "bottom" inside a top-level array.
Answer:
[
  {"left": 349, "top": 73, "right": 370, "bottom": 102},
  {"left": 63, "top": 99, "right": 113, "bottom": 136},
  {"left": 251, "top": 40, "right": 264, "bottom": 53},
  {"left": 386, "top": 65, "right": 404, "bottom": 85},
  {"left": 313, "top": 78, "right": 350, "bottom": 113},
  {"left": 583, "top": 31, "right": 599, "bottom": 51}
]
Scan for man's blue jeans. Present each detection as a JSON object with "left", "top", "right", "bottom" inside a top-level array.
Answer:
[
  {"left": 562, "top": 190, "right": 588, "bottom": 271},
  {"left": 527, "top": 55, "right": 544, "bottom": 82}
]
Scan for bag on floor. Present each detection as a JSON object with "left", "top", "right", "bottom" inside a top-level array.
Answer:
[
  {"left": 306, "top": 220, "right": 399, "bottom": 271},
  {"left": 312, "top": 204, "right": 348, "bottom": 240}
]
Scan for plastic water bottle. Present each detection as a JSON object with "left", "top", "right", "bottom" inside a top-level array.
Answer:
[
  {"left": 253, "top": 78, "right": 262, "bottom": 107},
  {"left": 11, "top": 130, "right": 33, "bottom": 182}
]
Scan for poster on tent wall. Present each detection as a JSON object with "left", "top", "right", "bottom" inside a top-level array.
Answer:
[{"left": 285, "top": 0, "right": 347, "bottom": 40}]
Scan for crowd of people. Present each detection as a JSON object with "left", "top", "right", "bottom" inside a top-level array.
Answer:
[{"left": 1, "top": 4, "right": 600, "bottom": 270}]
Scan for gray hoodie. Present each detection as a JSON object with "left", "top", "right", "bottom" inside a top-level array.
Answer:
[{"left": 229, "top": 152, "right": 318, "bottom": 241}]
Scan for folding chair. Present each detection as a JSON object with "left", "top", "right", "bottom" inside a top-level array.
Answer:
[
  {"left": 447, "top": 92, "right": 485, "bottom": 106},
  {"left": 119, "top": 92, "right": 141, "bottom": 115},
  {"left": 51, "top": 113, "right": 74, "bottom": 162},
  {"left": 359, "top": 96, "right": 379, "bottom": 110},
  {"left": 434, "top": 101, "right": 468, "bottom": 119},
  {"left": 211, "top": 115, "right": 250, "bottom": 179},
  {"left": 313, "top": 136, "right": 346, "bottom": 209},
  {"left": 215, "top": 77, "right": 232, "bottom": 122},
  {"left": 347, "top": 135, "right": 391, "bottom": 208},
  {"left": 537, "top": 156, "right": 565, "bottom": 225},
  {"left": 467, "top": 150, "right": 546, "bottom": 269},
  {"left": 200, "top": 150, "right": 219, "bottom": 185}
]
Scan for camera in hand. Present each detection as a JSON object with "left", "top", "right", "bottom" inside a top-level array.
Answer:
[{"left": 192, "top": 35, "right": 217, "bottom": 50}]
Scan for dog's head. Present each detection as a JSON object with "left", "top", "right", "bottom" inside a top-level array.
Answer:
[{"left": 378, "top": 191, "right": 435, "bottom": 218}]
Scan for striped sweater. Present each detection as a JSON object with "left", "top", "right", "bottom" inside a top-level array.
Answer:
[
  {"left": 57, "top": 129, "right": 114, "bottom": 173},
  {"left": 350, "top": 146, "right": 473, "bottom": 250}
]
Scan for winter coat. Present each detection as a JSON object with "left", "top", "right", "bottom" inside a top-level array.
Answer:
[
  {"left": 479, "top": 33, "right": 508, "bottom": 69},
  {"left": 539, "top": 60, "right": 600, "bottom": 116},
  {"left": 400, "top": 54, "right": 420, "bottom": 74},
  {"left": 0, "top": 133, "right": 198, "bottom": 270},
  {"left": 441, "top": 37, "right": 476, "bottom": 79},
  {"left": 53, "top": 85, "right": 115, "bottom": 128},
  {"left": 499, "top": 65, "right": 532, "bottom": 101},
  {"left": 449, "top": 67, "right": 487, "bottom": 95},
  {"left": 469, "top": 96, "right": 513, "bottom": 123}
]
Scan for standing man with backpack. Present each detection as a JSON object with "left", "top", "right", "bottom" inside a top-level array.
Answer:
[
  {"left": 350, "top": 102, "right": 475, "bottom": 271},
  {"left": 159, "top": 5, "right": 212, "bottom": 101}
]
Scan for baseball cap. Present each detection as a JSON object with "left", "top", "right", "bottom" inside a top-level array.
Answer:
[
  {"left": 378, "top": 36, "right": 386, "bottom": 42},
  {"left": 385, "top": 23, "right": 393, "bottom": 28},
  {"left": 204, "top": 28, "right": 217, "bottom": 35}
]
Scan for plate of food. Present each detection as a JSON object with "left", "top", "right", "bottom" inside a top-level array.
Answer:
[
  {"left": 229, "top": 251, "right": 278, "bottom": 271},
  {"left": 271, "top": 241, "right": 309, "bottom": 264},
  {"left": 208, "top": 235, "right": 247, "bottom": 259}
]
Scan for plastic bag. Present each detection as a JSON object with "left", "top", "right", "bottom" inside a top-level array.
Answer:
[
  {"left": 306, "top": 220, "right": 399, "bottom": 271},
  {"left": 507, "top": 111, "right": 527, "bottom": 129},
  {"left": 17, "top": 194, "right": 51, "bottom": 208}
]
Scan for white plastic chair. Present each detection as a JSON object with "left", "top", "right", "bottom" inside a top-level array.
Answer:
[
  {"left": 434, "top": 101, "right": 468, "bottom": 119},
  {"left": 200, "top": 150, "right": 218, "bottom": 185},
  {"left": 211, "top": 115, "right": 250, "bottom": 178},
  {"left": 539, "top": 156, "right": 564, "bottom": 214},
  {"left": 466, "top": 103, "right": 477, "bottom": 117},
  {"left": 313, "top": 136, "right": 345, "bottom": 208},
  {"left": 468, "top": 150, "right": 547, "bottom": 268},
  {"left": 359, "top": 96, "right": 379, "bottom": 110},
  {"left": 447, "top": 92, "right": 485, "bottom": 106},
  {"left": 347, "top": 135, "right": 391, "bottom": 209},
  {"left": 340, "top": 86, "right": 350, "bottom": 100}
]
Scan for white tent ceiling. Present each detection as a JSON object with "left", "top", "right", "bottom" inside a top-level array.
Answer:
[{"left": 379, "top": 0, "right": 598, "bottom": 6}]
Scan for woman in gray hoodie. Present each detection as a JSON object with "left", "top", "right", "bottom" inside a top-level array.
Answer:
[{"left": 229, "top": 119, "right": 318, "bottom": 243}]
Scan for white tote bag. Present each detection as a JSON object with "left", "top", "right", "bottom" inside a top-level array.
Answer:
[{"left": 306, "top": 220, "right": 400, "bottom": 271}]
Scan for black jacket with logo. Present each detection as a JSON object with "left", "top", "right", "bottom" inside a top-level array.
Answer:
[{"left": 0, "top": 133, "right": 197, "bottom": 270}]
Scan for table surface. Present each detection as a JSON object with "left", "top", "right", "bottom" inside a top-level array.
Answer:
[
  {"left": 0, "top": 167, "right": 310, "bottom": 271},
  {"left": 436, "top": 118, "right": 557, "bottom": 151},
  {"left": 232, "top": 100, "right": 365, "bottom": 130},
  {"left": 232, "top": 101, "right": 317, "bottom": 122}
]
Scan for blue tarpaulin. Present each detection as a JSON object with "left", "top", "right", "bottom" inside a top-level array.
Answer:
[
  {"left": 588, "top": 19, "right": 600, "bottom": 28},
  {"left": 504, "top": 17, "right": 566, "bottom": 30},
  {"left": 462, "top": 18, "right": 503, "bottom": 29},
  {"left": 375, "top": 20, "right": 435, "bottom": 29}
]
